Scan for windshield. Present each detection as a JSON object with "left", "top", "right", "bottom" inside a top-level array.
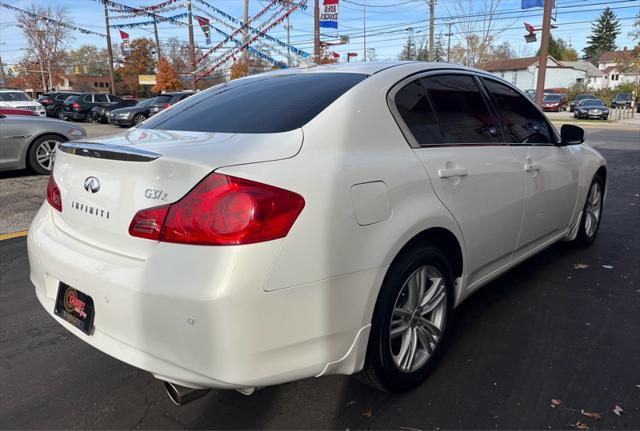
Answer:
[
  {"left": 581, "top": 100, "right": 605, "bottom": 107},
  {"left": 543, "top": 95, "right": 562, "bottom": 101},
  {"left": 615, "top": 94, "right": 631, "bottom": 100},
  {"left": 0, "top": 91, "right": 31, "bottom": 102},
  {"left": 141, "top": 73, "right": 368, "bottom": 134},
  {"left": 575, "top": 95, "right": 594, "bottom": 101}
]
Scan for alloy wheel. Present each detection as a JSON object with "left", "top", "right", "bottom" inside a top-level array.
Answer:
[
  {"left": 35, "top": 139, "right": 60, "bottom": 172},
  {"left": 389, "top": 265, "right": 447, "bottom": 373},
  {"left": 584, "top": 181, "right": 602, "bottom": 237}
]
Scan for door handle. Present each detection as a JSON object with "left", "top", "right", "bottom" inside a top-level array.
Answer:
[
  {"left": 438, "top": 168, "right": 468, "bottom": 178},
  {"left": 524, "top": 162, "right": 541, "bottom": 172}
]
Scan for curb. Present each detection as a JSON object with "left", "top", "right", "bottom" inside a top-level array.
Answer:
[{"left": 0, "top": 230, "right": 28, "bottom": 241}]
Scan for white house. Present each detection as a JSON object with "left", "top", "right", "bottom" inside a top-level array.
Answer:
[
  {"left": 597, "top": 49, "right": 640, "bottom": 89},
  {"left": 480, "top": 56, "right": 590, "bottom": 91}
]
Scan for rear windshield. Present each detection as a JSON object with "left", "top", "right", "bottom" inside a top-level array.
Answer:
[{"left": 141, "top": 73, "right": 368, "bottom": 133}]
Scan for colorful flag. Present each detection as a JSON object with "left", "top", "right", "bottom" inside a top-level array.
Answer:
[
  {"left": 196, "top": 15, "right": 211, "bottom": 45},
  {"left": 119, "top": 30, "right": 131, "bottom": 57},
  {"left": 319, "top": 0, "right": 339, "bottom": 29}
]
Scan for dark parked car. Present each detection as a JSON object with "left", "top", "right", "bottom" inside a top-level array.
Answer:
[
  {"left": 37, "top": 92, "right": 81, "bottom": 119},
  {"left": 542, "top": 93, "right": 568, "bottom": 111},
  {"left": 108, "top": 97, "right": 159, "bottom": 127},
  {"left": 62, "top": 93, "right": 123, "bottom": 121},
  {"left": 148, "top": 92, "right": 194, "bottom": 116},
  {"left": 569, "top": 94, "right": 596, "bottom": 112},
  {"left": 574, "top": 99, "right": 609, "bottom": 120},
  {"left": 88, "top": 98, "right": 137, "bottom": 123},
  {"left": 611, "top": 93, "right": 632, "bottom": 108}
]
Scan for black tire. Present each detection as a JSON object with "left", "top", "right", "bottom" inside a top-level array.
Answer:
[
  {"left": 572, "top": 174, "right": 604, "bottom": 247},
  {"left": 55, "top": 108, "right": 66, "bottom": 120},
  {"left": 27, "top": 134, "right": 66, "bottom": 175},
  {"left": 356, "top": 243, "right": 453, "bottom": 392},
  {"left": 132, "top": 113, "right": 145, "bottom": 125}
]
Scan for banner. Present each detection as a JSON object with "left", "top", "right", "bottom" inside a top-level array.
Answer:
[
  {"left": 120, "top": 30, "right": 131, "bottom": 57},
  {"left": 196, "top": 15, "right": 212, "bottom": 45},
  {"left": 319, "top": 0, "right": 339, "bottom": 29},
  {"left": 109, "top": 12, "right": 188, "bottom": 29},
  {"left": 521, "top": 0, "right": 554, "bottom": 9}
]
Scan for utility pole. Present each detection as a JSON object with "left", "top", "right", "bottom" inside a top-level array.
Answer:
[
  {"left": 286, "top": 16, "right": 292, "bottom": 67},
  {"left": 446, "top": 22, "right": 453, "bottom": 62},
  {"left": 153, "top": 20, "right": 162, "bottom": 62},
  {"left": 243, "top": 0, "right": 249, "bottom": 63},
  {"left": 187, "top": 0, "right": 196, "bottom": 90},
  {"left": 363, "top": 0, "right": 367, "bottom": 61},
  {"left": 428, "top": 0, "right": 435, "bottom": 61},
  {"left": 535, "top": 0, "right": 553, "bottom": 107},
  {"left": 314, "top": 0, "right": 320, "bottom": 61},
  {"left": 103, "top": 0, "right": 116, "bottom": 95},
  {"left": 0, "top": 55, "right": 6, "bottom": 86}
]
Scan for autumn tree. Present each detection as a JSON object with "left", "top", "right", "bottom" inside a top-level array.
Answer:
[
  {"left": 117, "top": 38, "right": 156, "bottom": 96},
  {"left": 16, "top": 4, "right": 73, "bottom": 91},
  {"left": 152, "top": 57, "right": 182, "bottom": 92},
  {"left": 67, "top": 45, "right": 110, "bottom": 75},
  {"left": 163, "top": 37, "right": 190, "bottom": 74},
  {"left": 230, "top": 60, "right": 248, "bottom": 80}
]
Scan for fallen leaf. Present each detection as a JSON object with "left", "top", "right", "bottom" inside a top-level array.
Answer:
[
  {"left": 361, "top": 408, "right": 373, "bottom": 418},
  {"left": 575, "top": 421, "right": 589, "bottom": 430},
  {"left": 581, "top": 410, "right": 602, "bottom": 420},
  {"left": 613, "top": 404, "right": 624, "bottom": 416},
  {"left": 602, "top": 264, "right": 614, "bottom": 269},
  {"left": 574, "top": 263, "right": 589, "bottom": 269},
  {"left": 550, "top": 399, "right": 562, "bottom": 408}
]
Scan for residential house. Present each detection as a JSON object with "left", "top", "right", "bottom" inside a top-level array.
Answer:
[
  {"left": 596, "top": 48, "right": 640, "bottom": 89},
  {"left": 559, "top": 61, "right": 605, "bottom": 89},
  {"left": 479, "top": 56, "right": 588, "bottom": 92}
]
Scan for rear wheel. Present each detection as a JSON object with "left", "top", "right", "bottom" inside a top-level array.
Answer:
[
  {"left": 573, "top": 174, "right": 604, "bottom": 247},
  {"left": 28, "top": 134, "right": 66, "bottom": 175},
  {"left": 357, "top": 244, "right": 453, "bottom": 392},
  {"left": 55, "top": 108, "right": 66, "bottom": 120}
]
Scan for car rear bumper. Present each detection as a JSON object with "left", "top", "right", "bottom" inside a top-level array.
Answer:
[
  {"left": 27, "top": 204, "right": 373, "bottom": 389},
  {"left": 64, "top": 111, "right": 86, "bottom": 120}
]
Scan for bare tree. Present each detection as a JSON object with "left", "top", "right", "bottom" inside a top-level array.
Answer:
[
  {"left": 444, "top": 0, "right": 512, "bottom": 66},
  {"left": 16, "top": 4, "right": 73, "bottom": 91}
]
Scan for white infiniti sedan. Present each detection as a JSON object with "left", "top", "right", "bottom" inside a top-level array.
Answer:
[{"left": 28, "top": 62, "right": 606, "bottom": 402}]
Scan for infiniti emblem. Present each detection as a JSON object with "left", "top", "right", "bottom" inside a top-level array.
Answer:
[{"left": 84, "top": 176, "right": 100, "bottom": 194}]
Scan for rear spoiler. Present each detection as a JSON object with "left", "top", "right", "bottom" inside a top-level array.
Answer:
[{"left": 59, "top": 142, "right": 160, "bottom": 162}]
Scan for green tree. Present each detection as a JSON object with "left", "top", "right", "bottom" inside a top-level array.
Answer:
[
  {"left": 583, "top": 7, "right": 621, "bottom": 61},
  {"left": 537, "top": 36, "right": 578, "bottom": 61},
  {"left": 400, "top": 32, "right": 417, "bottom": 60}
]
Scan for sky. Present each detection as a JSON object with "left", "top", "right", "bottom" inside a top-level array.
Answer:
[{"left": 0, "top": 0, "right": 638, "bottom": 70}]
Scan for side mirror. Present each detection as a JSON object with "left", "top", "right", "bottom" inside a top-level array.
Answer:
[{"left": 560, "top": 124, "right": 584, "bottom": 145}]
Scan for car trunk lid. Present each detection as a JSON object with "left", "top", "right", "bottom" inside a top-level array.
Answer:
[{"left": 51, "top": 128, "right": 303, "bottom": 259}]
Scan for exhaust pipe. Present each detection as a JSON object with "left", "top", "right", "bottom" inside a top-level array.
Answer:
[{"left": 163, "top": 381, "right": 211, "bottom": 406}]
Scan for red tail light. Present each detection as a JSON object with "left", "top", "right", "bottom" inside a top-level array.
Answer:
[
  {"left": 162, "top": 103, "right": 171, "bottom": 109},
  {"left": 129, "top": 173, "right": 305, "bottom": 245},
  {"left": 72, "top": 102, "right": 80, "bottom": 110},
  {"left": 46, "top": 174, "right": 62, "bottom": 212}
]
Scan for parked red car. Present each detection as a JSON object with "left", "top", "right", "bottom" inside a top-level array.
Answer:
[
  {"left": 0, "top": 107, "right": 40, "bottom": 116},
  {"left": 542, "top": 93, "right": 568, "bottom": 111}
]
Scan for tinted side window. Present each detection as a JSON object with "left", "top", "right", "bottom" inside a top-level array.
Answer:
[
  {"left": 483, "top": 79, "right": 554, "bottom": 144},
  {"left": 141, "top": 73, "right": 367, "bottom": 133},
  {"left": 94, "top": 94, "right": 108, "bottom": 103},
  {"left": 421, "top": 74, "right": 499, "bottom": 144},
  {"left": 394, "top": 80, "right": 442, "bottom": 145},
  {"left": 154, "top": 95, "right": 172, "bottom": 104},
  {"left": 83, "top": 95, "right": 92, "bottom": 103},
  {"left": 108, "top": 95, "right": 122, "bottom": 103}
]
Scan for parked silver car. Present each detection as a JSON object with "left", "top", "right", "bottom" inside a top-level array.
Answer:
[{"left": 0, "top": 114, "right": 86, "bottom": 174}]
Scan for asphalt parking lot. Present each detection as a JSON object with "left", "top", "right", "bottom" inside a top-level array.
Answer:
[{"left": 1, "top": 123, "right": 639, "bottom": 429}]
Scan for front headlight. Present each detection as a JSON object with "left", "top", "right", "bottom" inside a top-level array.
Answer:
[{"left": 68, "top": 128, "right": 86, "bottom": 137}]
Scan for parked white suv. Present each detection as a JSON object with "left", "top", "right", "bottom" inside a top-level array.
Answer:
[
  {"left": 28, "top": 62, "right": 606, "bottom": 403},
  {"left": 0, "top": 89, "right": 46, "bottom": 116}
]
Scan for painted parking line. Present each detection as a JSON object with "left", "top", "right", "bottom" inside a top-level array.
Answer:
[{"left": 0, "top": 230, "right": 28, "bottom": 241}]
